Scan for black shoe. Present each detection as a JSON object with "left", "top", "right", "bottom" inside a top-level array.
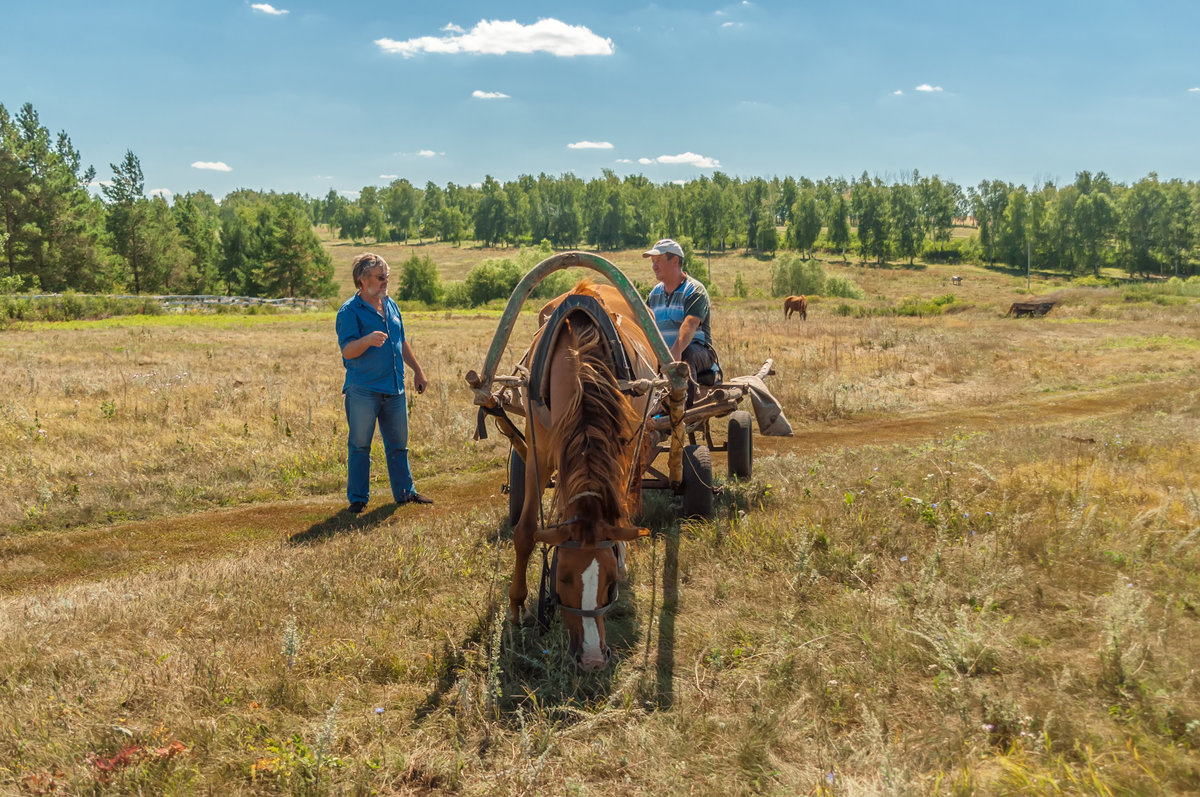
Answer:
[
  {"left": 405, "top": 492, "right": 433, "bottom": 505},
  {"left": 348, "top": 501, "right": 367, "bottom": 514}
]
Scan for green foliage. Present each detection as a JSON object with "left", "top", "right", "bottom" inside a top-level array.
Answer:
[
  {"left": 920, "top": 237, "right": 979, "bottom": 264},
  {"left": 0, "top": 293, "right": 164, "bottom": 324},
  {"left": 733, "top": 271, "right": 749, "bottom": 299},
  {"left": 6, "top": 99, "right": 1200, "bottom": 304},
  {"left": 396, "top": 253, "right": 443, "bottom": 306},
  {"left": 823, "top": 275, "right": 865, "bottom": 299},
  {"left": 460, "top": 242, "right": 571, "bottom": 307},
  {"left": 464, "top": 258, "right": 522, "bottom": 306},
  {"left": 441, "top": 281, "right": 471, "bottom": 308},
  {"left": 771, "top": 252, "right": 826, "bottom": 297},
  {"left": 894, "top": 293, "right": 957, "bottom": 317},
  {"left": 0, "top": 273, "right": 31, "bottom": 294}
]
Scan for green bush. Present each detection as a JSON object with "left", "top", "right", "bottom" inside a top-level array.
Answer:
[
  {"left": 442, "top": 282, "right": 471, "bottom": 309},
  {"left": 771, "top": 252, "right": 826, "bottom": 297},
  {"left": 894, "top": 293, "right": 956, "bottom": 317},
  {"left": 397, "top": 253, "right": 443, "bottom": 306},
  {"left": 823, "top": 275, "right": 865, "bottom": 299},
  {"left": 733, "top": 271, "right": 749, "bottom": 299},
  {"left": 464, "top": 259, "right": 523, "bottom": 306}
]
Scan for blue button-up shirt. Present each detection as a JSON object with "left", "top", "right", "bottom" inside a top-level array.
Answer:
[{"left": 336, "top": 293, "right": 406, "bottom": 394}]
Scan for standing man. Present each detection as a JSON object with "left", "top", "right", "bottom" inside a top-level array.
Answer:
[
  {"left": 643, "top": 239, "right": 721, "bottom": 400},
  {"left": 336, "top": 253, "right": 433, "bottom": 513}
]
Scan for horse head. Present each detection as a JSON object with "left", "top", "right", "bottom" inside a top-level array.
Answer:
[{"left": 535, "top": 511, "right": 647, "bottom": 670}]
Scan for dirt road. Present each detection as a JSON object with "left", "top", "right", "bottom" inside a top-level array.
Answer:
[{"left": 3, "top": 378, "right": 1193, "bottom": 594}]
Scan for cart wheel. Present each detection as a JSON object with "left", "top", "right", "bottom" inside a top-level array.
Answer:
[
  {"left": 681, "top": 444, "right": 714, "bottom": 519},
  {"left": 508, "top": 449, "right": 525, "bottom": 527},
  {"left": 727, "top": 410, "right": 753, "bottom": 480}
]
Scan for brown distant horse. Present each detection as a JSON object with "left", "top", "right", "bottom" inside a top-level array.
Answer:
[
  {"left": 784, "top": 294, "right": 808, "bottom": 320},
  {"left": 511, "top": 281, "right": 655, "bottom": 670}
]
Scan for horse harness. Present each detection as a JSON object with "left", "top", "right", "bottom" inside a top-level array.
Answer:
[
  {"left": 479, "top": 293, "right": 643, "bottom": 630},
  {"left": 536, "top": 524, "right": 622, "bottom": 631}
]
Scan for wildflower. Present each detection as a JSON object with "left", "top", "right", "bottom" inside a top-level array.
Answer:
[
  {"left": 982, "top": 723, "right": 995, "bottom": 732},
  {"left": 375, "top": 707, "right": 385, "bottom": 715},
  {"left": 900, "top": 556, "right": 908, "bottom": 562}
]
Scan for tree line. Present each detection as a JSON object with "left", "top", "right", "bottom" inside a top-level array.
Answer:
[
  {"left": 4, "top": 100, "right": 1198, "bottom": 298},
  {"left": 1, "top": 103, "right": 335, "bottom": 297}
]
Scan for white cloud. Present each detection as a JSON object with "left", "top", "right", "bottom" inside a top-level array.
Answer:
[
  {"left": 568, "top": 140, "right": 613, "bottom": 149},
  {"left": 251, "top": 3, "right": 289, "bottom": 15},
  {"left": 442, "top": 23, "right": 465, "bottom": 33},
  {"left": 379, "top": 174, "right": 398, "bottom": 180},
  {"left": 893, "top": 90, "right": 903, "bottom": 95},
  {"left": 376, "top": 18, "right": 614, "bottom": 58},
  {"left": 915, "top": 84, "right": 943, "bottom": 92},
  {"left": 148, "top": 188, "right": 173, "bottom": 198},
  {"left": 722, "top": 21, "right": 738, "bottom": 28},
  {"left": 653, "top": 152, "right": 721, "bottom": 168},
  {"left": 418, "top": 150, "right": 437, "bottom": 158},
  {"left": 615, "top": 158, "right": 633, "bottom": 164},
  {"left": 671, "top": 179, "right": 687, "bottom": 185},
  {"left": 191, "top": 161, "right": 232, "bottom": 172},
  {"left": 638, "top": 157, "right": 654, "bottom": 165},
  {"left": 472, "top": 90, "right": 510, "bottom": 99},
  {"left": 1189, "top": 87, "right": 1200, "bottom": 92}
]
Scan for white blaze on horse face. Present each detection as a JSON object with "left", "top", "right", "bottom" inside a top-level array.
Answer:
[{"left": 580, "top": 558, "right": 603, "bottom": 664}]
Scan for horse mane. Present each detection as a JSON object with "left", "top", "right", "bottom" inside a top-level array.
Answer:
[{"left": 550, "top": 286, "right": 639, "bottom": 545}]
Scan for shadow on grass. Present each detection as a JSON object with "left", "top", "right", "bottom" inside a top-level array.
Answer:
[{"left": 286, "top": 503, "right": 397, "bottom": 545}]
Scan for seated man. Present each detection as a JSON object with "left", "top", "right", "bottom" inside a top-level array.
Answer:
[{"left": 643, "top": 239, "right": 721, "bottom": 403}]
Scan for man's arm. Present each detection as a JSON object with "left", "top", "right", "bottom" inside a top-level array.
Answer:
[
  {"left": 341, "top": 331, "right": 387, "bottom": 359},
  {"left": 402, "top": 339, "right": 428, "bottom": 393},
  {"left": 670, "top": 315, "right": 702, "bottom": 361}
]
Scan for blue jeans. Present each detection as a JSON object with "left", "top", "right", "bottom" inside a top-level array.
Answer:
[{"left": 344, "top": 386, "right": 415, "bottom": 504}]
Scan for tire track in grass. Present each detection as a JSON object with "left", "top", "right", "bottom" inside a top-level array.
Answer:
[{"left": 3, "top": 378, "right": 1194, "bottom": 594}]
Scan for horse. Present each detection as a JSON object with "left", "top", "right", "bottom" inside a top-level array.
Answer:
[
  {"left": 510, "top": 280, "right": 656, "bottom": 670},
  {"left": 783, "top": 294, "right": 807, "bottom": 320}
]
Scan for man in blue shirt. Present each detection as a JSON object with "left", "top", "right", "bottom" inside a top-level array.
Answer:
[
  {"left": 335, "top": 253, "right": 432, "bottom": 513},
  {"left": 643, "top": 239, "right": 720, "bottom": 402}
]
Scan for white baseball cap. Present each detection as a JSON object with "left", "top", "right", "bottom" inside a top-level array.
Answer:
[{"left": 642, "top": 238, "right": 684, "bottom": 258}]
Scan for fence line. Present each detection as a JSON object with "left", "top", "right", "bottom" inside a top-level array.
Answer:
[{"left": 6, "top": 294, "right": 327, "bottom": 309}]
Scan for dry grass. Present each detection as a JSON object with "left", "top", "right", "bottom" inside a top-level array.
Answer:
[{"left": 2, "top": 254, "right": 1199, "bottom": 794}]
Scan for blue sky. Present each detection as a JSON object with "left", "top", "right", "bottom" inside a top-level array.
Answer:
[{"left": 4, "top": 1, "right": 1198, "bottom": 200}]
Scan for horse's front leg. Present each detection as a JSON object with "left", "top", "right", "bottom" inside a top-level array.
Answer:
[{"left": 509, "top": 445, "right": 552, "bottom": 622}]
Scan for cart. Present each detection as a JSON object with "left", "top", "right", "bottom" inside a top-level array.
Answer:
[{"left": 465, "top": 251, "right": 782, "bottom": 522}]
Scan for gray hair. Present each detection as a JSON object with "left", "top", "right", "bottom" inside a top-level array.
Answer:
[{"left": 351, "top": 252, "right": 388, "bottom": 289}]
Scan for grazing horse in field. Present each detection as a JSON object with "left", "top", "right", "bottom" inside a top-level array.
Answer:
[
  {"left": 783, "top": 294, "right": 808, "bottom": 320},
  {"left": 511, "top": 281, "right": 655, "bottom": 670}
]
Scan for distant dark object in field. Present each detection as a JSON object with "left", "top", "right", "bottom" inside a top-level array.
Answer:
[
  {"left": 950, "top": 275, "right": 962, "bottom": 286},
  {"left": 1007, "top": 301, "right": 1056, "bottom": 318},
  {"left": 783, "top": 294, "right": 807, "bottom": 320}
]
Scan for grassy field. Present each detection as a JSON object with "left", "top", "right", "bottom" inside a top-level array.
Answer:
[{"left": 1, "top": 251, "right": 1198, "bottom": 794}]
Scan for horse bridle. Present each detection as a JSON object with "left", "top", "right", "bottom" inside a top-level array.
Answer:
[{"left": 536, "top": 515, "right": 622, "bottom": 630}]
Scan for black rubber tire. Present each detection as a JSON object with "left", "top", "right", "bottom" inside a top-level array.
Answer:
[
  {"left": 727, "top": 410, "right": 753, "bottom": 480},
  {"left": 680, "top": 444, "right": 714, "bottom": 519},
  {"left": 508, "top": 449, "right": 525, "bottom": 528}
]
